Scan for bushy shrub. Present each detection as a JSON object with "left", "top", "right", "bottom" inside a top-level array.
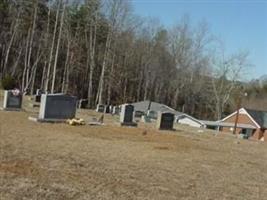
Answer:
[{"left": 1, "top": 75, "right": 16, "bottom": 90}]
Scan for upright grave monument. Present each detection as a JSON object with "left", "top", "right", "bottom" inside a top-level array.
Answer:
[
  {"left": 35, "top": 89, "right": 43, "bottom": 103},
  {"left": 29, "top": 93, "right": 77, "bottom": 122},
  {"left": 78, "top": 99, "right": 88, "bottom": 109},
  {"left": 96, "top": 104, "right": 106, "bottom": 113},
  {"left": 2, "top": 89, "right": 22, "bottom": 111},
  {"left": 120, "top": 104, "right": 137, "bottom": 126},
  {"left": 112, "top": 106, "right": 120, "bottom": 115},
  {"left": 105, "top": 105, "right": 110, "bottom": 113},
  {"left": 156, "top": 112, "right": 174, "bottom": 130}
]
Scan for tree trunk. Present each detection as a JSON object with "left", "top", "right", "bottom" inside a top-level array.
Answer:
[
  {"left": 44, "top": 0, "right": 60, "bottom": 93},
  {"left": 3, "top": 27, "right": 17, "bottom": 77},
  {"left": 61, "top": 38, "right": 70, "bottom": 93},
  {"left": 41, "top": 4, "right": 51, "bottom": 90},
  {"left": 26, "top": 0, "right": 38, "bottom": 87},
  {"left": 22, "top": 29, "right": 31, "bottom": 92},
  {"left": 51, "top": 1, "right": 65, "bottom": 94},
  {"left": 107, "top": 53, "right": 115, "bottom": 105},
  {"left": 87, "top": 10, "right": 98, "bottom": 108},
  {"left": 11, "top": 46, "right": 22, "bottom": 76},
  {"left": 96, "top": 30, "right": 111, "bottom": 105}
]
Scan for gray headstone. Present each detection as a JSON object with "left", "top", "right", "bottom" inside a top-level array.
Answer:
[
  {"left": 120, "top": 104, "right": 137, "bottom": 126},
  {"left": 108, "top": 105, "right": 113, "bottom": 113},
  {"left": 156, "top": 112, "right": 174, "bottom": 130},
  {"left": 3, "top": 90, "right": 22, "bottom": 109},
  {"left": 135, "top": 110, "right": 144, "bottom": 118},
  {"left": 39, "top": 94, "right": 77, "bottom": 120},
  {"left": 96, "top": 104, "right": 106, "bottom": 113},
  {"left": 112, "top": 106, "right": 120, "bottom": 115},
  {"left": 147, "top": 110, "right": 158, "bottom": 119},
  {"left": 141, "top": 115, "right": 151, "bottom": 123}
]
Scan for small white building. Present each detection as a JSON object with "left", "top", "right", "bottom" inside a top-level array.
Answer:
[
  {"left": 175, "top": 114, "right": 206, "bottom": 128},
  {"left": 130, "top": 100, "right": 205, "bottom": 128}
]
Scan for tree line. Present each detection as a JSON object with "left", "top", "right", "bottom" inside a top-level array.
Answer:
[{"left": 0, "top": 0, "right": 258, "bottom": 120}]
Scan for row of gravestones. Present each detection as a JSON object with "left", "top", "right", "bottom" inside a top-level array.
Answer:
[
  {"left": 2, "top": 90, "right": 175, "bottom": 129},
  {"left": 2, "top": 90, "right": 77, "bottom": 121},
  {"left": 96, "top": 104, "right": 120, "bottom": 115},
  {"left": 120, "top": 104, "right": 175, "bottom": 129},
  {"left": 96, "top": 103, "right": 175, "bottom": 130}
]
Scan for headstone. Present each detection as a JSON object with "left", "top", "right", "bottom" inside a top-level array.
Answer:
[
  {"left": 78, "top": 99, "right": 88, "bottom": 109},
  {"left": 38, "top": 94, "right": 77, "bottom": 120},
  {"left": 120, "top": 104, "right": 137, "bottom": 126},
  {"left": 105, "top": 105, "right": 110, "bottom": 113},
  {"left": 96, "top": 104, "right": 106, "bottom": 113},
  {"left": 141, "top": 115, "right": 151, "bottom": 123},
  {"left": 35, "top": 95, "right": 41, "bottom": 103},
  {"left": 135, "top": 111, "right": 144, "bottom": 118},
  {"left": 2, "top": 89, "right": 22, "bottom": 110},
  {"left": 36, "top": 89, "right": 42, "bottom": 95},
  {"left": 156, "top": 112, "right": 174, "bottom": 130},
  {"left": 35, "top": 89, "right": 43, "bottom": 103},
  {"left": 112, "top": 106, "right": 120, "bottom": 115},
  {"left": 108, "top": 105, "right": 113, "bottom": 113},
  {"left": 147, "top": 110, "right": 158, "bottom": 119}
]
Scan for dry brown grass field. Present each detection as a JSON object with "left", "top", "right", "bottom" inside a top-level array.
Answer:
[{"left": 1, "top": 96, "right": 267, "bottom": 200}]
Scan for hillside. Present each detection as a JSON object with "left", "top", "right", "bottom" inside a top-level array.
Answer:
[{"left": 0, "top": 106, "right": 267, "bottom": 199}]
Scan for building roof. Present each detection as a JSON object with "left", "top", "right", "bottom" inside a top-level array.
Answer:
[
  {"left": 131, "top": 100, "right": 205, "bottom": 126},
  {"left": 246, "top": 109, "right": 267, "bottom": 128},
  {"left": 221, "top": 107, "right": 267, "bottom": 129},
  {"left": 131, "top": 100, "right": 184, "bottom": 116},
  {"left": 200, "top": 120, "right": 221, "bottom": 127},
  {"left": 200, "top": 120, "right": 257, "bottom": 129}
]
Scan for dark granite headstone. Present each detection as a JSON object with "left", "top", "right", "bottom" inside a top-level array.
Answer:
[
  {"left": 105, "top": 105, "right": 110, "bottom": 113},
  {"left": 35, "top": 95, "right": 41, "bottom": 103},
  {"left": 120, "top": 104, "right": 137, "bottom": 126},
  {"left": 3, "top": 90, "right": 22, "bottom": 110},
  {"left": 79, "top": 99, "right": 88, "bottom": 109},
  {"left": 39, "top": 94, "right": 77, "bottom": 120},
  {"left": 156, "top": 112, "right": 174, "bottom": 130},
  {"left": 35, "top": 89, "right": 44, "bottom": 103}
]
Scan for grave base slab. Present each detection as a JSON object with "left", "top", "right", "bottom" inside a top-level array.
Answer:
[
  {"left": 28, "top": 116, "right": 67, "bottom": 123},
  {"left": 0, "top": 107, "right": 21, "bottom": 111},
  {"left": 88, "top": 122, "right": 104, "bottom": 126},
  {"left": 120, "top": 122, "right": 138, "bottom": 127}
]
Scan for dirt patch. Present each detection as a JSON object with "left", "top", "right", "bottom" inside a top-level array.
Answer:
[
  {"left": 154, "top": 146, "right": 170, "bottom": 150},
  {"left": 0, "top": 160, "right": 36, "bottom": 176}
]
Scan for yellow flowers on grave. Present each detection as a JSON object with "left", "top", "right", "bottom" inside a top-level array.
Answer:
[{"left": 66, "top": 118, "right": 86, "bottom": 126}]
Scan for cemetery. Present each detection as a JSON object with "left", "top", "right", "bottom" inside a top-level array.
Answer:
[{"left": 1, "top": 91, "right": 267, "bottom": 200}]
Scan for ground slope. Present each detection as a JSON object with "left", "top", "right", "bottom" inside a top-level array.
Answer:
[{"left": 0, "top": 110, "right": 267, "bottom": 200}]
